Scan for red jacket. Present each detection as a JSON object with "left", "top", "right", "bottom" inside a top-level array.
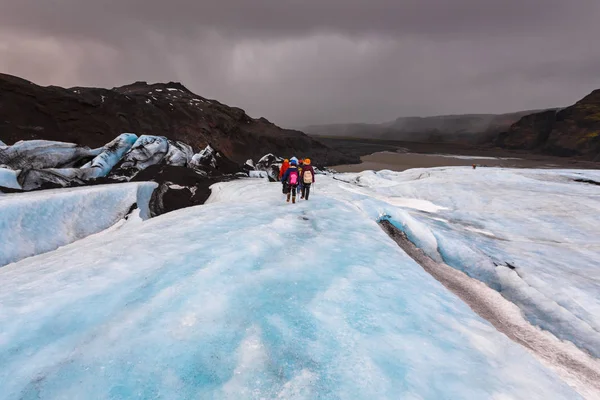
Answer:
[
  {"left": 300, "top": 165, "right": 315, "bottom": 183},
  {"left": 278, "top": 160, "right": 290, "bottom": 180}
]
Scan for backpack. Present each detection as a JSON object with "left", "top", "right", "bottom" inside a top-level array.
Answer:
[
  {"left": 303, "top": 170, "right": 313, "bottom": 184},
  {"left": 288, "top": 170, "right": 298, "bottom": 185}
]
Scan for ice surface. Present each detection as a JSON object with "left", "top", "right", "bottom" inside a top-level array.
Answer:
[
  {"left": 0, "top": 182, "right": 157, "bottom": 267},
  {"left": 0, "top": 167, "right": 21, "bottom": 189},
  {"left": 332, "top": 167, "right": 600, "bottom": 358},
  {"left": 0, "top": 178, "right": 581, "bottom": 399},
  {"left": 0, "top": 140, "right": 102, "bottom": 170}
]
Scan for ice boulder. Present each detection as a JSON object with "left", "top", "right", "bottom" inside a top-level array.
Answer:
[
  {"left": 255, "top": 153, "right": 284, "bottom": 181},
  {"left": 115, "top": 136, "right": 195, "bottom": 178},
  {"left": 85, "top": 133, "right": 138, "bottom": 178},
  {"left": 164, "top": 140, "right": 194, "bottom": 167},
  {"left": 0, "top": 139, "right": 6, "bottom": 147},
  {"left": 242, "top": 159, "right": 256, "bottom": 175},
  {"left": 190, "top": 145, "right": 218, "bottom": 169},
  {"left": 0, "top": 140, "right": 102, "bottom": 170},
  {"left": 15, "top": 134, "right": 139, "bottom": 191},
  {"left": 119, "top": 135, "right": 170, "bottom": 172},
  {"left": 0, "top": 182, "right": 157, "bottom": 267}
]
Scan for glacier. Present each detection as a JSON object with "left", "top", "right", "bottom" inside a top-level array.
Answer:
[
  {"left": 329, "top": 167, "right": 600, "bottom": 359},
  {"left": 0, "top": 176, "right": 588, "bottom": 399},
  {"left": 0, "top": 182, "right": 156, "bottom": 267}
]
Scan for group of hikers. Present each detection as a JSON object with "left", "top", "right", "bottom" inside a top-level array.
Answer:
[{"left": 278, "top": 157, "right": 315, "bottom": 203}]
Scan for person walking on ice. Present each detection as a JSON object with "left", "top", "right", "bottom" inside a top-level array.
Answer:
[
  {"left": 300, "top": 158, "right": 315, "bottom": 200},
  {"left": 281, "top": 158, "right": 300, "bottom": 203}
]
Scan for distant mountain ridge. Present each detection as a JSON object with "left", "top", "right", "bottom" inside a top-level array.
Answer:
[
  {"left": 0, "top": 73, "right": 355, "bottom": 166},
  {"left": 304, "top": 110, "right": 549, "bottom": 145}
]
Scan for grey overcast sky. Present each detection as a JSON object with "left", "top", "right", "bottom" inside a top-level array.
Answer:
[{"left": 1, "top": 0, "right": 599, "bottom": 127}]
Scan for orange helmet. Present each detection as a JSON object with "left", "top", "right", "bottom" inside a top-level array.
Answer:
[
  {"left": 284, "top": 159, "right": 289, "bottom": 163},
  {"left": 304, "top": 158, "right": 311, "bottom": 165}
]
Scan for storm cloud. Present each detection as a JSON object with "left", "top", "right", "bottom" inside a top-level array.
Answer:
[{"left": 1, "top": 0, "right": 599, "bottom": 126}]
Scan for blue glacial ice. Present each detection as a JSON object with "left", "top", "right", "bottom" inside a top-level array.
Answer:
[
  {"left": 0, "top": 182, "right": 156, "bottom": 267},
  {"left": 85, "top": 133, "right": 138, "bottom": 178},
  {"left": 0, "top": 178, "right": 581, "bottom": 399},
  {"left": 331, "top": 167, "right": 600, "bottom": 358},
  {"left": 0, "top": 167, "right": 21, "bottom": 190}
]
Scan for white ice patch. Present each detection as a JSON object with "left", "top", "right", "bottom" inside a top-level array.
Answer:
[
  {"left": 168, "top": 184, "right": 187, "bottom": 190},
  {"left": 248, "top": 170, "right": 268, "bottom": 179},
  {"left": 425, "top": 154, "right": 521, "bottom": 160}
]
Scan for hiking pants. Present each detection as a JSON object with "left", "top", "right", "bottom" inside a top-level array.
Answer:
[
  {"left": 284, "top": 183, "right": 298, "bottom": 195},
  {"left": 301, "top": 183, "right": 311, "bottom": 200}
]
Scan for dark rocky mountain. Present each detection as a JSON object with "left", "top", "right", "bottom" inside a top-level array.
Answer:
[
  {"left": 497, "top": 90, "right": 600, "bottom": 160},
  {"left": 0, "top": 73, "right": 355, "bottom": 166},
  {"left": 304, "top": 110, "right": 544, "bottom": 145}
]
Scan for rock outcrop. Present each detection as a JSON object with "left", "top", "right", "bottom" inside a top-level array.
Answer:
[{"left": 497, "top": 90, "right": 600, "bottom": 160}]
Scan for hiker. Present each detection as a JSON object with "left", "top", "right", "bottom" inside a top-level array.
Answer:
[
  {"left": 300, "top": 158, "right": 315, "bottom": 200},
  {"left": 281, "top": 158, "right": 300, "bottom": 203},
  {"left": 279, "top": 159, "right": 290, "bottom": 194},
  {"left": 297, "top": 158, "right": 305, "bottom": 195},
  {"left": 279, "top": 159, "right": 290, "bottom": 180}
]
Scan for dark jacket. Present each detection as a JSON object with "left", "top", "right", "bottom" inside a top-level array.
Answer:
[
  {"left": 281, "top": 166, "right": 299, "bottom": 184},
  {"left": 300, "top": 165, "right": 315, "bottom": 183}
]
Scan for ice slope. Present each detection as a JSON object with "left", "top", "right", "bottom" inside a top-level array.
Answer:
[
  {"left": 0, "top": 179, "right": 580, "bottom": 399},
  {"left": 0, "top": 182, "right": 157, "bottom": 267},
  {"left": 330, "top": 167, "right": 600, "bottom": 358}
]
